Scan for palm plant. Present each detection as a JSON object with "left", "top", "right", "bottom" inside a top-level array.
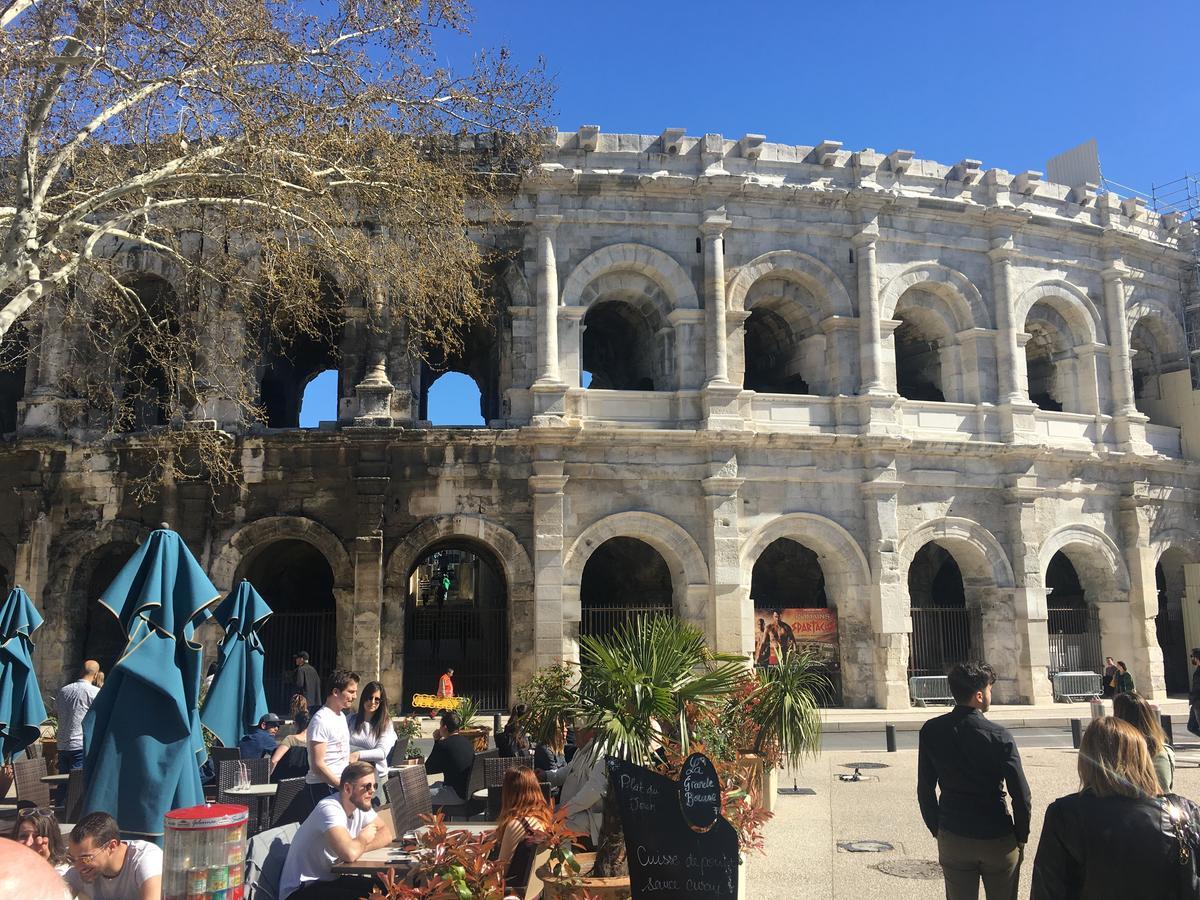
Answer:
[
  {"left": 745, "top": 648, "right": 828, "bottom": 768},
  {"left": 571, "top": 616, "right": 746, "bottom": 877},
  {"left": 455, "top": 695, "right": 479, "bottom": 727}
]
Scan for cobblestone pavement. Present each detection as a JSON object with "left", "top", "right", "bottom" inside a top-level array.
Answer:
[{"left": 745, "top": 744, "right": 1200, "bottom": 899}]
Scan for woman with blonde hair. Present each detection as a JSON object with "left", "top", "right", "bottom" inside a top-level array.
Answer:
[
  {"left": 1112, "top": 690, "right": 1175, "bottom": 791},
  {"left": 1031, "top": 717, "right": 1200, "bottom": 898},
  {"left": 493, "top": 766, "right": 554, "bottom": 894}
]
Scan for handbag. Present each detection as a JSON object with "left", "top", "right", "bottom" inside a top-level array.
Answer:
[{"left": 1161, "top": 794, "right": 1200, "bottom": 895}]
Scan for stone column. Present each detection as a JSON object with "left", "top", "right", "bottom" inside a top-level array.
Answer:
[
  {"left": 853, "top": 226, "right": 885, "bottom": 394},
  {"left": 1103, "top": 262, "right": 1137, "bottom": 417},
  {"left": 988, "top": 239, "right": 1023, "bottom": 404},
  {"left": 529, "top": 459, "right": 572, "bottom": 666},
  {"left": 1119, "top": 494, "right": 1166, "bottom": 698},
  {"left": 700, "top": 216, "right": 731, "bottom": 386},
  {"left": 1004, "top": 477, "right": 1054, "bottom": 704},
  {"left": 861, "top": 461, "right": 909, "bottom": 708},
  {"left": 668, "top": 309, "right": 706, "bottom": 390},
  {"left": 703, "top": 459, "right": 747, "bottom": 658},
  {"left": 353, "top": 282, "right": 395, "bottom": 425},
  {"left": 351, "top": 534, "right": 384, "bottom": 682},
  {"left": 533, "top": 215, "right": 563, "bottom": 386}
]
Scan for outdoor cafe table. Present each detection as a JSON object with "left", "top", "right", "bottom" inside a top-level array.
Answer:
[
  {"left": 223, "top": 782, "right": 277, "bottom": 830},
  {"left": 40, "top": 774, "right": 70, "bottom": 785},
  {"left": 331, "top": 823, "right": 498, "bottom": 876}
]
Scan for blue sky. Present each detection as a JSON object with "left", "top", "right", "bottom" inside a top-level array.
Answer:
[{"left": 299, "top": 0, "right": 1198, "bottom": 427}]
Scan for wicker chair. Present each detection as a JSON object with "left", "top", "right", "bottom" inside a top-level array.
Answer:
[
  {"left": 438, "top": 749, "right": 495, "bottom": 821},
  {"left": 269, "top": 777, "right": 308, "bottom": 828},
  {"left": 211, "top": 746, "right": 240, "bottom": 764},
  {"left": 483, "top": 756, "right": 533, "bottom": 819},
  {"left": 217, "top": 758, "right": 272, "bottom": 834},
  {"left": 13, "top": 757, "right": 50, "bottom": 808},
  {"left": 390, "top": 765, "right": 433, "bottom": 835},
  {"left": 62, "top": 769, "right": 87, "bottom": 823}
]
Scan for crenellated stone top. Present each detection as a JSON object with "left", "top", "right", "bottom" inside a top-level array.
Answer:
[{"left": 534, "top": 127, "right": 1196, "bottom": 251}]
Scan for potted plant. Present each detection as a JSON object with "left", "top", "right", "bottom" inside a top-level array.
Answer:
[
  {"left": 455, "top": 696, "right": 491, "bottom": 752},
  {"left": 395, "top": 716, "right": 423, "bottom": 763}
]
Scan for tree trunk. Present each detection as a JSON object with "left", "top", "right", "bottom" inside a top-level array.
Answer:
[{"left": 591, "top": 771, "right": 628, "bottom": 877}]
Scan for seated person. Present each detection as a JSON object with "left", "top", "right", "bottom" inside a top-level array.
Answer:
[
  {"left": 557, "top": 725, "right": 607, "bottom": 850},
  {"left": 534, "top": 720, "right": 569, "bottom": 786},
  {"left": 279, "top": 761, "right": 394, "bottom": 900},
  {"left": 11, "top": 807, "right": 70, "bottom": 875},
  {"left": 64, "top": 811, "right": 163, "bottom": 900},
  {"left": 495, "top": 704, "right": 530, "bottom": 757},
  {"left": 424, "top": 710, "right": 475, "bottom": 804},
  {"left": 240, "top": 712, "right": 283, "bottom": 759},
  {"left": 0, "top": 839, "right": 73, "bottom": 900},
  {"left": 272, "top": 709, "right": 311, "bottom": 780},
  {"left": 493, "top": 767, "right": 553, "bottom": 895}
]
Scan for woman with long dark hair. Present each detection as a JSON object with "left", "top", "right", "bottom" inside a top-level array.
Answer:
[
  {"left": 1031, "top": 717, "right": 1200, "bottom": 899},
  {"left": 11, "top": 807, "right": 70, "bottom": 874},
  {"left": 493, "top": 767, "right": 554, "bottom": 894},
  {"left": 1113, "top": 690, "right": 1175, "bottom": 792},
  {"left": 348, "top": 680, "right": 396, "bottom": 784}
]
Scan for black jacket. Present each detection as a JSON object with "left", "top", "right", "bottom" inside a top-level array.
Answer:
[
  {"left": 294, "top": 663, "right": 321, "bottom": 711},
  {"left": 917, "top": 705, "right": 1032, "bottom": 842},
  {"left": 1031, "top": 791, "right": 1200, "bottom": 900},
  {"left": 1190, "top": 663, "right": 1200, "bottom": 705},
  {"left": 424, "top": 733, "right": 475, "bottom": 800}
]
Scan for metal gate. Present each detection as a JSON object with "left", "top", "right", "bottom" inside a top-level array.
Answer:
[
  {"left": 260, "top": 609, "right": 337, "bottom": 714},
  {"left": 580, "top": 604, "right": 671, "bottom": 640},
  {"left": 1048, "top": 606, "right": 1102, "bottom": 675},
  {"left": 909, "top": 607, "right": 979, "bottom": 679},
  {"left": 404, "top": 604, "right": 508, "bottom": 713}
]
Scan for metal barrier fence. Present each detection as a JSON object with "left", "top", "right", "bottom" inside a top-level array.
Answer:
[
  {"left": 909, "top": 675, "right": 955, "bottom": 706},
  {"left": 1052, "top": 671, "right": 1103, "bottom": 701},
  {"left": 908, "top": 607, "right": 978, "bottom": 679},
  {"left": 1048, "top": 606, "right": 1102, "bottom": 676}
]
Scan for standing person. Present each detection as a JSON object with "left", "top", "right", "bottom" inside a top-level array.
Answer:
[
  {"left": 348, "top": 681, "right": 396, "bottom": 785},
  {"left": 492, "top": 767, "right": 554, "bottom": 895},
  {"left": 431, "top": 666, "right": 454, "bottom": 719},
  {"left": 55, "top": 660, "right": 101, "bottom": 775},
  {"left": 64, "top": 812, "right": 163, "bottom": 900},
  {"left": 293, "top": 651, "right": 322, "bottom": 713},
  {"left": 1101, "top": 656, "right": 1118, "bottom": 699},
  {"left": 278, "top": 761, "right": 394, "bottom": 900},
  {"left": 1031, "top": 717, "right": 1200, "bottom": 899},
  {"left": 917, "top": 661, "right": 1032, "bottom": 900},
  {"left": 304, "top": 669, "right": 360, "bottom": 815},
  {"left": 1112, "top": 690, "right": 1175, "bottom": 792},
  {"left": 1115, "top": 660, "right": 1134, "bottom": 694},
  {"left": 1188, "top": 649, "right": 1200, "bottom": 739}
]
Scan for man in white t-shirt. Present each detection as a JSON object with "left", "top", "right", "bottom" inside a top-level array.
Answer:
[
  {"left": 279, "top": 761, "right": 394, "bottom": 899},
  {"left": 303, "top": 668, "right": 360, "bottom": 815},
  {"left": 64, "top": 812, "right": 162, "bottom": 900}
]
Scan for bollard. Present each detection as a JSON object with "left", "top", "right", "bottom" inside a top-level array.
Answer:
[
  {"left": 885, "top": 723, "right": 897, "bottom": 752},
  {"left": 1070, "top": 718, "right": 1083, "bottom": 749},
  {"left": 493, "top": 713, "right": 502, "bottom": 736},
  {"left": 1162, "top": 713, "right": 1175, "bottom": 746}
]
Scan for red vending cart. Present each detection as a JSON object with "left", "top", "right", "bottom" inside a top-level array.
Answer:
[{"left": 162, "top": 803, "right": 249, "bottom": 900}]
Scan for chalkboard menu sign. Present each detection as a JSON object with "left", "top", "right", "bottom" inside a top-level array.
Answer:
[{"left": 608, "top": 755, "right": 739, "bottom": 899}]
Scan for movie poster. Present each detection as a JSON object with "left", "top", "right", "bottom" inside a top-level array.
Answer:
[{"left": 751, "top": 608, "right": 839, "bottom": 668}]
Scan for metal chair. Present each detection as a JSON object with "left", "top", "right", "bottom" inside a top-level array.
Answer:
[
  {"left": 269, "top": 777, "right": 307, "bottom": 829},
  {"left": 13, "top": 757, "right": 50, "bottom": 808},
  {"left": 483, "top": 756, "right": 533, "bottom": 819}
]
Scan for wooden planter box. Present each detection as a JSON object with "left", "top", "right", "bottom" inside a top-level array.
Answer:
[
  {"left": 537, "top": 853, "right": 632, "bottom": 900},
  {"left": 734, "top": 752, "right": 778, "bottom": 813}
]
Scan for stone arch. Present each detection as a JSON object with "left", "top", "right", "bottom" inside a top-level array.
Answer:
[
  {"left": 211, "top": 515, "right": 354, "bottom": 592},
  {"left": 1038, "top": 524, "right": 1130, "bottom": 596},
  {"left": 879, "top": 263, "right": 990, "bottom": 330},
  {"left": 1151, "top": 528, "right": 1200, "bottom": 566},
  {"left": 1127, "top": 294, "right": 1188, "bottom": 361},
  {"left": 899, "top": 517, "right": 1016, "bottom": 589},
  {"left": 726, "top": 250, "right": 854, "bottom": 319},
  {"left": 382, "top": 514, "right": 535, "bottom": 704},
  {"left": 562, "top": 512, "right": 710, "bottom": 645},
  {"left": 1015, "top": 280, "right": 1104, "bottom": 344},
  {"left": 561, "top": 243, "right": 699, "bottom": 311}
]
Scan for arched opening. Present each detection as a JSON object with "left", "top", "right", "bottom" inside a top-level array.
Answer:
[
  {"left": 1045, "top": 551, "right": 1102, "bottom": 674},
  {"left": 1131, "top": 316, "right": 1188, "bottom": 427},
  {"left": 1156, "top": 549, "right": 1192, "bottom": 693},
  {"left": 403, "top": 542, "right": 508, "bottom": 711},
  {"left": 120, "top": 276, "right": 177, "bottom": 431},
  {"left": 418, "top": 317, "right": 500, "bottom": 424},
  {"left": 750, "top": 538, "right": 841, "bottom": 704},
  {"left": 258, "top": 278, "right": 344, "bottom": 428},
  {"left": 743, "top": 279, "right": 826, "bottom": 394},
  {"left": 424, "top": 372, "right": 486, "bottom": 426},
  {"left": 241, "top": 540, "right": 337, "bottom": 712},
  {"left": 0, "top": 324, "right": 28, "bottom": 435},
  {"left": 907, "top": 543, "right": 978, "bottom": 678},
  {"left": 579, "top": 537, "right": 672, "bottom": 638},
  {"left": 1024, "top": 301, "right": 1088, "bottom": 414},
  {"left": 68, "top": 544, "right": 137, "bottom": 675},
  {"left": 581, "top": 300, "right": 662, "bottom": 391},
  {"left": 893, "top": 312, "right": 948, "bottom": 402},
  {"left": 298, "top": 369, "right": 338, "bottom": 427}
]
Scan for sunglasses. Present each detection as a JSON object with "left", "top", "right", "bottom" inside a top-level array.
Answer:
[
  {"left": 67, "top": 841, "right": 115, "bottom": 866},
  {"left": 18, "top": 806, "right": 54, "bottom": 818}
]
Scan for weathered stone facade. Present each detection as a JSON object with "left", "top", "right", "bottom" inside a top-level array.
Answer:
[{"left": 3, "top": 130, "right": 1199, "bottom": 709}]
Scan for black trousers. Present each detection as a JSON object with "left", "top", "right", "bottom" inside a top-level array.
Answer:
[
  {"left": 295, "top": 782, "right": 336, "bottom": 821},
  {"left": 286, "top": 876, "right": 375, "bottom": 900}
]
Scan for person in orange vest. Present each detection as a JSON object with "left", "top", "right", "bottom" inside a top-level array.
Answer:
[{"left": 431, "top": 667, "right": 454, "bottom": 719}]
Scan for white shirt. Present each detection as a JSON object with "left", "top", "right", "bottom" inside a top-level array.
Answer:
[
  {"left": 279, "top": 795, "right": 377, "bottom": 899},
  {"left": 348, "top": 714, "right": 397, "bottom": 782},
  {"left": 64, "top": 840, "right": 162, "bottom": 899},
  {"left": 56, "top": 679, "right": 100, "bottom": 751},
  {"left": 305, "top": 706, "right": 350, "bottom": 786},
  {"left": 558, "top": 745, "right": 608, "bottom": 845}
]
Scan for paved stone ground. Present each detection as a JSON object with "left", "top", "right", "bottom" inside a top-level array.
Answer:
[{"left": 745, "top": 744, "right": 1200, "bottom": 899}]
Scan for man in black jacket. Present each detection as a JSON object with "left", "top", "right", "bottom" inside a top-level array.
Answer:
[
  {"left": 424, "top": 710, "right": 475, "bottom": 803},
  {"left": 918, "top": 661, "right": 1032, "bottom": 900},
  {"left": 1187, "top": 648, "right": 1200, "bottom": 739},
  {"left": 293, "top": 651, "right": 321, "bottom": 712}
]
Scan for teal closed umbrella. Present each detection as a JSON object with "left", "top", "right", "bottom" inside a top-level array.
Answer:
[
  {"left": 200, "top": 580, "right": 273, "bottom": 750},
  {"left": 0, "top": 586, "right": 48, "bottom": 761},
  {"left": 82, "top": 528, "right": 219, "bottom": 841}
]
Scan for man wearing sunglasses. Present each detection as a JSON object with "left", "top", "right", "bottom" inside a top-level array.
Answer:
[
  {"left": 279, "top": 761, "right": 394, "bottom": 899},
  {"left": 64, "top": 812, "right": 162, "bottom": 900}
]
